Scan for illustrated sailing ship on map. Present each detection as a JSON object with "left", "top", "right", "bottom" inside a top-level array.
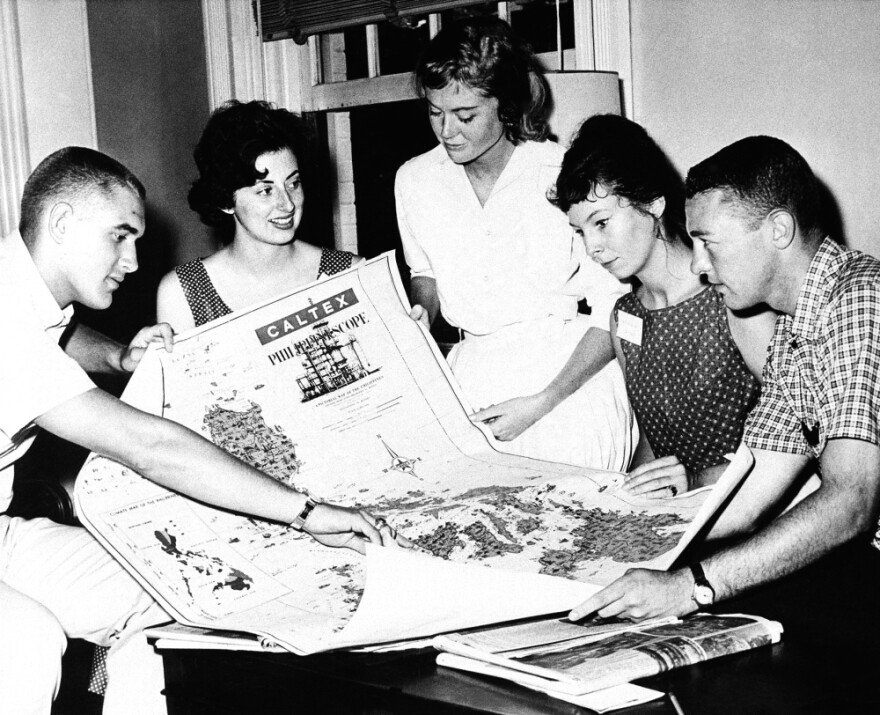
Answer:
[{"left": 76, "top": 254, "right": 753, "bottom": 655}]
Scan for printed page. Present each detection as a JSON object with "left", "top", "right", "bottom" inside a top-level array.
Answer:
[
  {"left": 75, "top": 253, "right": 755, "bottom": 653},
  {"left": 436, "top": 614, "right": 781, "bottom": 696},
  {"left": 482, "top": 614, "right": 782, "bottom": 695},
  {"left": 437, "top": 614, "right": 680, "bottom": 657}
]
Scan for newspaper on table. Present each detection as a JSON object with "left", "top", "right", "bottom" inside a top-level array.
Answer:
[
  {"left": 437, "top": 613, "right": 682, "bottom": 658},
  {"left": 74, "top": 253, "right": 754, "bottom": 655},
  {"left": 434, "top": 613, "right": 783, "bottom": 696}
]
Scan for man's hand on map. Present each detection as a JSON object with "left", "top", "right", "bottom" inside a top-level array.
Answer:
[
  {"left": 623, "top": 456, "right": 691, "bottom": 499},
  {"left": 370, "top": 517, "right": 424, "bottom": 553},
  {"left": 470, "top": 393, "right": 551, "bottom": 441},
  {"left": 568, "top": 568, "right": 698, "bottom": 622},
  {"left": 120, "top": 322, "right": 175, "bottom": 373},
  {"left": 303, "top": 504, "right": 418, "bottom": 554}
]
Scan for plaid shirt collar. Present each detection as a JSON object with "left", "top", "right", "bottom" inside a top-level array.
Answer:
[{"left": 789, "top": 237, "right": 843, "bottom": 341}]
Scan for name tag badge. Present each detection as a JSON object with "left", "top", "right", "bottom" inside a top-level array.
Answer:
[{"left": 616, "top": 311, "right": 643, "bottom": 346}]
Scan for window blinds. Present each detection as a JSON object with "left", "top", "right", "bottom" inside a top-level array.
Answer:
[{"left": 258, "top": 0, "right": 491, "bottom": 43}]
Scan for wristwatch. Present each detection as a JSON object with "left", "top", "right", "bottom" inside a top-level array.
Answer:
[
  {"left": 291, "top": 496, "right": 319, "bottom": 531},
  {"left": 689, "top": 562, "right": 716, "bottom": 607}
]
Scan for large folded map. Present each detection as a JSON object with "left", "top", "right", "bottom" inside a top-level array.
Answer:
[{"left": 75, "top": 253, "right": 752, "bottom": 655}]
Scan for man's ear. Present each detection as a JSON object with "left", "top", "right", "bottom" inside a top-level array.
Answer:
[
  {"left": 767, "top": 209, "right": 796, "bottom": 250},
  {"left": 47, "top": 202, "right": 74, "bottom": 244}
]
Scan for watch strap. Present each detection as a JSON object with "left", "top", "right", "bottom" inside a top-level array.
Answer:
[
  {"left": 291, "top": 496, "right": 318, "bottom": 531},
  {"left": 689, "top": 562, "right": 715, "bottom": 605}
]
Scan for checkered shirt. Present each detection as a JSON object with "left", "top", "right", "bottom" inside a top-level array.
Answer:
[{"left": 745, "top": 238, "right": 880, "bottom": 459}]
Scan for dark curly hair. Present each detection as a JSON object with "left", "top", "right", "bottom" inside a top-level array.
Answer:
[
  {"left": 188, "top": 100, "right": 315, "bottom": 241},
  {"left": 415, "top": 17, "right": 549, "bottom": 144},
  {"left": 550, "top": 114, "right": 686, "bottom": 243},
  {"left": 685, "top": 135, "right": 822, "bottom": 240}
]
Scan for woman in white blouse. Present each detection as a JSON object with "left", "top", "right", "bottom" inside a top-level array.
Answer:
[{"left": 395, "top": 17, "right": 636, "bottom": 471}]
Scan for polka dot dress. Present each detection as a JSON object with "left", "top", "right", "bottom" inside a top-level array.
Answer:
[
  {"left": 176, "top": 248, "right": 356, "bottom": 327},
  {"left": 176, "top": 258, "right": 232, "bottom": 327},
  {"left": 615, "top": 287, "right": 761, "bottom": 473},
  {"left": 317, "top": 248, "right": 355, "bottom": 278}
]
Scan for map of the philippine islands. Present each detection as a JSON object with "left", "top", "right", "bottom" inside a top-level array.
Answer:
[{"left": 76, "top": 254, "right": 752, "bottom": 655}]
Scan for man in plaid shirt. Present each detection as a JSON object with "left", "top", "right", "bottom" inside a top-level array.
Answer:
[{"left": 570, "top": 136, "right": 880, "bottom": 631}]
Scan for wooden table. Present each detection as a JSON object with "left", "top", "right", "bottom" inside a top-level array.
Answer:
[{"left": 157, "top": 631, "right": 879, "bottom": 714}]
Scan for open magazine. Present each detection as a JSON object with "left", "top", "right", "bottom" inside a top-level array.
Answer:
[
  {"left": 75, "top": 253, "right": 755, "bottom": 654},
  {"left": 434, "top": 613, "right": 783, "bottom": 696}
]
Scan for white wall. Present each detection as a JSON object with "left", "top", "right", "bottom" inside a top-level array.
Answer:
[
  {"left": 1, "top": 0, "right": 95, "bottom": 234},
  {"left": 631, "top": 0, "right": 880, "bottom": 257},
  {"left": 16, "top": 0, "right": 96, "bottom": 167}
]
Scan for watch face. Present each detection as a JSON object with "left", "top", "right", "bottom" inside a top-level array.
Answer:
[{"left": 694, "top": 583, "right": 714, "bottom": 606}]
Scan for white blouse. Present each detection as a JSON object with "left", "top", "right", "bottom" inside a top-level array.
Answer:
[{"left": 395, "top": 140, "right": 628, "bottom": 336}]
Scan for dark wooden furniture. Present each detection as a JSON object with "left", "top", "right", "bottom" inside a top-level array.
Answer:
[{"left": 157, "top": 630, "right": 880, "bottom": 715}]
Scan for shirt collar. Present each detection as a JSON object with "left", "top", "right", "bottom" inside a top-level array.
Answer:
[
  {"left": 434, "top": 140, "right": 527, "bottom": 182},
  {"left": 789, "top": 237, "right": 844, "bottom": 340},
  {"left": 1, "top": 231, "right": 74, "bottom": 331}
]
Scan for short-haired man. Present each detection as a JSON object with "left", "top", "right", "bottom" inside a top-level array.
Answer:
[
  {"left": 570, "top": 136, "right": 880, "bottom": 635},
  {"left": 0, "top": 147, "right": 396, "bottom": 714}
]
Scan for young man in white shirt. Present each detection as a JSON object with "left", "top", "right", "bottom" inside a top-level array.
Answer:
[{"left": 0, "top": 146, "right": 398, "bottom": 714}]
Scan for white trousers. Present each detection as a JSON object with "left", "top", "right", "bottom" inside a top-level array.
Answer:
[{"left": 0, "top": 515, "right": 169, "bottom": 715}]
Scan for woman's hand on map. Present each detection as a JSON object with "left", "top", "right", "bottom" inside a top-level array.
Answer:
[
  {"left": 623, "top": 456, "right": 691, "bottom": 499},
  {"left": 568, "top": 568, "right": 697, "bottom": 622},
  {"left": 303, "top": 505, "right": 419, "bottom": 554},
  {"left": 470, "top": 393, "right": 551, "bottom": 442}
]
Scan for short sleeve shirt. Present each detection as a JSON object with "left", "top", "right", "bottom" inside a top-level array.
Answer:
[
  {"left": 394, "top": 141, "right": 628, "bottom": 336},
  {"left": 745, "top": 238, "right": 880, "bottom": 460},
  {"left": 0, "top": 232, "right": 95, "bottom": 513}
]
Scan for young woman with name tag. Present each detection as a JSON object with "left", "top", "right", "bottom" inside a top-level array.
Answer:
[
  {"left": 157, "top": 100, "right": 363, "bottom": 332},
  {"left": 551, "top": 115, "right": 777, "bottom": 497}
]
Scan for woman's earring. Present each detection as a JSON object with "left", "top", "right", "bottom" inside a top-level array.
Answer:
[{"left": 654, "top": 219, "right": 664, "bottom": 242}]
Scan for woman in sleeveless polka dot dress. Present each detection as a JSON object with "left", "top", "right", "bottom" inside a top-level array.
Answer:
[
  {"left": 552, "top": 115, "right": 778, "bottom": 498},
  {"left": 157, "top": 100, "right": 362, "bottom": 331}
]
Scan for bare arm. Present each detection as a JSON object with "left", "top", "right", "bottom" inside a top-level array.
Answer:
[
  {"left": 36, "top": 389, "right": 388, "bottom": 552},
  {"left": 471, "top": 326, "right": 615, "bottom": 441},
  {"left": 63, "top": 322, "right": 129, "bottom": 374},
  {"left": 539, "top": 327, "right": 616, "bottom": 410},
  {"left": 705, "top": 439, "right": 879, "bottom": 594},
  {"left": 705, "top": 447, "right": 812, "bottom": 538},
  {"left": 65, "top": 322, "right": 174, "bottom": 375},
  {"left": 570, "top": 439, "right": 878, "bottom": 620},
  {"left": 408, "top": 275, "right": 441, "bottom": 329}
]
